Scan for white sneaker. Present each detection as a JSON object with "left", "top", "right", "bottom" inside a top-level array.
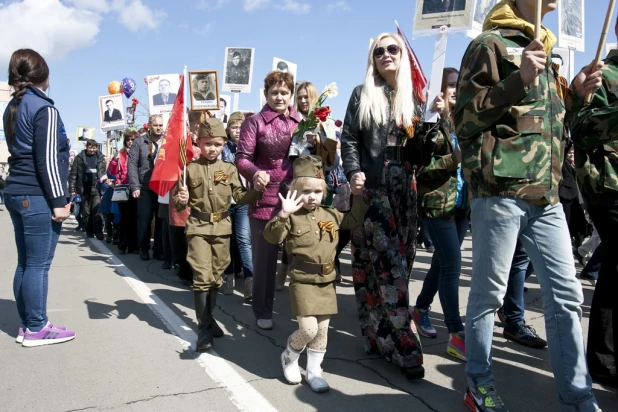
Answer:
[
  {"left": 256, "top": 319, "right": 273, "bottom": 330},
  {"left": 281, "top": 341, "right": 303, "bottom": 384},
  {"left": 306, "top": 348, "right": 330, "bottom": 392}
]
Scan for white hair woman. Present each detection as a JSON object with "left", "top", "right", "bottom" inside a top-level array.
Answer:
[{"left": 341, "top": 32, "right": 424, "bottom": 380}]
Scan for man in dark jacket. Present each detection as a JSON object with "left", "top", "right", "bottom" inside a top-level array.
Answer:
[
  {"left": 128, "top": 115, "right": 164, "bottom": 260},
  {"left": 69, "top": 139, "right": 107, "bottom": 238}
]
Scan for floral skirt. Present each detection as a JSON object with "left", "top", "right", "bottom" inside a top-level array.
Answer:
[{"left": 351, "top": 162, "right": 423, "bottom": 368}]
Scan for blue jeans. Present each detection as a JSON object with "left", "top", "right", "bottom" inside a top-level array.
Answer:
[
  {"left": 466, "top": 197, "right": 598, "bottom": 411},
  {"left": 227, "top": 204, "right": 253, "bottom": 278},
  {"left": 502, "top": 240, "right": 534, "bottom": 325},
  {"left": 416, "top": 212, "right": 469, "bottom": 333},
  {"left": 5, "top": 194, "right": 62, "bottom": 332}
]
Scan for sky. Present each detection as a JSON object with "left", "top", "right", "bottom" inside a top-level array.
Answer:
[{"left": 0, "top": 0, "right": 615, "bottom": 146}]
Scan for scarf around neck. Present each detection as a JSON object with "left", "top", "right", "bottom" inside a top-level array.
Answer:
[{"left": 483, "top": 0, "right": 557, "bottom": 54}]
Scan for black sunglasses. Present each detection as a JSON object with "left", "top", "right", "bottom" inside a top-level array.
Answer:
[{"left": 373, "top": 44, "right": 400, "bottom": 58}]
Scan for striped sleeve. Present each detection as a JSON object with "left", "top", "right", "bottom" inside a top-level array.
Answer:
[{"left": 33, "top": 107, "right": 67, "bottom": 208}]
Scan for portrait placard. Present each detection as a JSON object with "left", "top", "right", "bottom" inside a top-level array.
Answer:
[
  {"left": 213, "top": 94, "right": 231, "bottom": 124},
  {"left": 189, "top": 70, "right": 220, "bottom": 111},
  {"left": 76, "top": 126, "right": 95, "bottom": 143},
  {"left": 552, "top": 48, "right": 573, "bottom": 82},
  {"left": 606, "top": 43, "right": 618, "bottom": 56},
  {"left": 414, "top": 0, "right": 475, "bottom": 36},
  {"left": 272, "top": 57, "right": 298, "bottom": 82},
  {"left": 558, "top": 0, "right": 585, "bottom": 52},
  {"left": 98, "top": 94, "right": 125, "bottom": 132},
  {"left": 146, "top": 74, "right": 181, "bottom": 115},
  {"left": 466, "top": 0, "right": 499, "bottom": 38},
  {"left": 222, "top": 47, "right": 255, "bottom": 93}
]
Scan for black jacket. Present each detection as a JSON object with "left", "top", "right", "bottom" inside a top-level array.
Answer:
[
  {"left": 128, "top": 133, "right": 157, "bottom": 192},
  {"left": 341, "top": 85, "right": 435, "bottom": 189},
  {"left": 559, "top": 161, "right": 580, "bottom": 201},
  {"left": 69, "top": 150, "right": 106, "bottom": 194}
]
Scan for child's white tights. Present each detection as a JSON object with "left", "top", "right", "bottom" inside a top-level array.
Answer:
[{"left": 288, "top": 315, "right": 330, "bottom": 351}]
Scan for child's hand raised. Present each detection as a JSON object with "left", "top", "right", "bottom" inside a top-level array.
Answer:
[{"left": 278, "top": 190, "right": 304, "bottom": 218}]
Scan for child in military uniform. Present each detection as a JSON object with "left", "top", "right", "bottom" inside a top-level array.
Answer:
[
  {"left": 264, "top": 155, "right": 368, "bottom": 392},
  {"left": 174, "top": 117, "right": 262, "bottom": 351}
]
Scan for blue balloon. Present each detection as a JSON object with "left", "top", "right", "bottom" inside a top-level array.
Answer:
[{"left": 121, "top": 77, "right": 136, "bottom": 98}]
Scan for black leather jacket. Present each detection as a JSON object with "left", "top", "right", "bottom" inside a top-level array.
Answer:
[{"left": 342, "top": 85, "right": 436, "bottom": 189}]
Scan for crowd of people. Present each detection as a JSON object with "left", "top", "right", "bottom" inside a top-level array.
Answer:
[{"left": 1, "top": 1, "right": 616, "bottom": 411}]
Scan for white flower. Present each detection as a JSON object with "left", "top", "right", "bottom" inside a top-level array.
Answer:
[{"left": 323, "top": 82, "right": 338, "bottom": 98}]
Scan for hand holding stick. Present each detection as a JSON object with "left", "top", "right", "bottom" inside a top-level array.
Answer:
[{"left": 584, "top": 0, "right": 617, "bottom": 104}]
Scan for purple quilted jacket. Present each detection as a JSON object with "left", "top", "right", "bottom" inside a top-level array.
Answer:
[{"left": 236, "top": 104, "right": 301, "bottom": 220}]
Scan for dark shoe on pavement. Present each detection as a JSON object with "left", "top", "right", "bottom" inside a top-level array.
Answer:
[
  {"left": 95, "top": 233, "right": 104, "bottom": 240},
  {"left": 401, "top": 365, "right": 425, "bottom": 380},
  {"left": 86, "top": 233, "right": 94, "bottom": 238},
  {"left": 140, "top": 249, "right": 150, "bottom": 261},
  {"left": 162, "top": 261, "right": 172, "bottom": 270},
  {"left": 425, "top": 246, "right": 435, "bottom": 253},
  {"left": 117, "top": 249, "right": 126, "bottom": 255},
  {"left": 496, "top": 307, "right": 506, "bottom": 325},
  {"left": 154, "top": 253, "right": 166, "bottom": 261},
  {"left": 503, "top": 322, "right": 547, "bottom": 349}
]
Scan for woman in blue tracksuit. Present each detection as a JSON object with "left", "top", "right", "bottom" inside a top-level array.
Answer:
[{"left": 2, "top": 49, "right": 76, "bottom": 347}]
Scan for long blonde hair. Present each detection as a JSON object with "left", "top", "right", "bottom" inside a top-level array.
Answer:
[
  {"left": 294, "top": 81, "right": 319, "bottom": 115},
  {"left": 359, "top": 33, "right": 414, "bottom": 130}
]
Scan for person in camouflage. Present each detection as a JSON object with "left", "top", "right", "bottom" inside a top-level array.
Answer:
[
  {"left": 568, "top": 17, "right": 618, "bottom": 388},
  {"left": 453, "top": 1, "right": 603, "bottom": 411}
]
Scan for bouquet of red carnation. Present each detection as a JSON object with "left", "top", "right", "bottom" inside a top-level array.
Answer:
[{"left": 289, "top": 83, "right": 338, "bottom": 159}]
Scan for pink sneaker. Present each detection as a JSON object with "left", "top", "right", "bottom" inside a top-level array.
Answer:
[
  {"left": 447, "top": 331, "right": 466, "bottom": 361},
  {"left": 22, "top": 322, "right": 75, "bottom": 347},
  {"left": 16, "top": 322, "right": 67, "bottom": 344}
]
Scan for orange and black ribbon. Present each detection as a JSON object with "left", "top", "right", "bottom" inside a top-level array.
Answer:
[
  {"left": 179, "top": 137, "right": 187, "bottom": 166},
  {"left": 214, "top": 171, "right": 228, "bottom": 184},
  {"left": 318, "top": 220, "right": 336, "bottom": 240}
]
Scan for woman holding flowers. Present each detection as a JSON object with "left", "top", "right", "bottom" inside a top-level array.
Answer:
[
  {"left": 341, "top": 32, "right": 424, "bottom": 379},
  {"left": 236, "top": 71, "right": 302, "bottom": 330}
]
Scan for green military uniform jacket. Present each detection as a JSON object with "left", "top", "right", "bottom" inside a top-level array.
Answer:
[
  {"left": 417, "top": 122, "right": 460, "bottom": 220},
  {"left": 174, "top": 158, "right": 262, "bottom": 236},
  {"left": 264, "top": 195, "right": 368, "bottom": 316},
  {"left": 568, "top": 49, "right": 618, "bottom": 205},
  {"left": 454, "top": 28, "right": 579, "bottom": 205}
]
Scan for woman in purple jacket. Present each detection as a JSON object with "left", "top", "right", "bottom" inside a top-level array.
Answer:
[{"left": 236, "top": 71, "right": 301, "bottom": 330}]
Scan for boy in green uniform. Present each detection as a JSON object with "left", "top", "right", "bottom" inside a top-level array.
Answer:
[{"left": 174, "top": 117, "right": 262, "bottom": 351}]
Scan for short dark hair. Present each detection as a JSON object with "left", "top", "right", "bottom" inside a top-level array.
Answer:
[
  {"left": 85, "top": 139, "right": 97, "bottom": 147},
  {"left": 137, "top": 128, "right": 146, "bottom": 134},
  {"left": 195, "top": 73, "right": 209, "bottom": 81},
  {"left": 233, "top": 51, "right": 241, "bottom": 58},
  {"left": 220, "top": 98, "right": 226, "bottom": 105},
  {"left": 264, "top": 71, "right": 295, "bottom": 95},
  {"left": 276, "top": 61, "right": 288, "bottom": 70},
  {"left": 105, "top": 99, "right": 113, "bottom": 104}
]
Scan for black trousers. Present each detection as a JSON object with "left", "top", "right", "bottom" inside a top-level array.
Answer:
[
  {"left": 169, "top": 225, "right": 192, "bottom": 281},
  {"left": 335, "top": 229, "right": 352, "bottom": 273},
  {"left": 137, "top": 189, "right": 162, "bottom": 254},
  {"left": 81, "top": 189, "right": 102, "bottom": 235},
  {"left": 118, "top": 197, "right": 139, "bottom": 252},
  {"left": 157, "top": 203, "right": 172, "bottom": 262},
  {"left": 561, "top": 197, "right": 587, "bottom": 249},
  {"left": 587, "top": 203, "right": 618, "bottom": 385}
]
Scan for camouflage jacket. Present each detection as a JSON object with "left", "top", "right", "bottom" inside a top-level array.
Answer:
[
  {"left": 454, "top": 28, "right": 574, "bottom": 205},
  {"left": 417, "top": 122, "right": 459, "bottom": 220},
  {"left": 568, "top": 50, "right": 618, "bottom": 205}
]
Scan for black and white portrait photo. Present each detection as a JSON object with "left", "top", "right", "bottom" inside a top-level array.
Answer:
[
  {"left": 558, "top": 0, "right": 585, "bottom": 51},
  {"left": 272, "top": 57, "right": 298, "bottom": 83},
  {"left": 222, "top": 47, "right": 255, "bottom": 93},
  {"left": 422, "top": 0, "right": 466, "bottom": 15},
  {"left": 213, "top": 94, "right": 230, "bottom": 124},
  {"left": 76, "top": 126, "right": 95, "bottom": 143},
  {"left": 189, "top": 70, "right": 220, "bottom": 111},
  {"left": 98, "top": 94, "right": 125, "bottom": 131},
  {"left": 146, "top": 74, "right": 181, "bottom": 114}
]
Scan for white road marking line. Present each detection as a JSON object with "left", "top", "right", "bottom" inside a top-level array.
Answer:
[{"left": 89, "top": 239, "right": 278, "bottom": 412}]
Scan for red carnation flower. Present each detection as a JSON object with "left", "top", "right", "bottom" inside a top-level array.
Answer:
[{"left": 313, "top": 106, "right": 331, "bottom": 122}]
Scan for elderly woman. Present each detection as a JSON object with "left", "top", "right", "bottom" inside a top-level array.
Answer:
[
  {"left": 236, "top": 71, "right": 301, "bottom": 330},
  {"left": 341, "top": 33, "right": 424, "bottom": 379}
]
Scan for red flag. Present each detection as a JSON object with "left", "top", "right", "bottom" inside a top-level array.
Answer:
[
  {"left": 149, "top": 74, "right": 193, "bottom": 196},
  {"left": 397, "top": 26, "right": 428, "bottom": 104}
]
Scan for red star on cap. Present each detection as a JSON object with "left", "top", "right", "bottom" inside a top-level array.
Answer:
[{"left": 316, "top": 172, "right": 322, "bottom": 178}]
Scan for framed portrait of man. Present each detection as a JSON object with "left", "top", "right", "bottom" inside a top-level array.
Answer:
[
  {"left": 146, "top": 74, "right": 181, "bottom": 114},
  {"left": 272, "top": 57, "right": 298, "bottom": 82},
  {"left": 213, "top": 94, "right": 231, "bottom": 124},
  {"left": 76, "top": 126, "right": 95, "bottom": 143},
  {"left": 98, "top": 94, "right": 125, "bottom": 132},
  {"left": 189, "top": 70, "right": 220, "bottom": 111},
  {"left": 414, "top": 0, "right": 475, "bottom": 36},
  {"left": 222, "top": 47, "right": 255, "bottom": 93},
  {"left": 552, "top": 47, "right": 572, "bottom": 81},
  {"left": 558, "top": 0, "right": 585, "bottom": 52}
]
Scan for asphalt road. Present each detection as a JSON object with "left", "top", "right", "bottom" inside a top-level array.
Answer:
[{"left": 0, "top": 209, "right": 615, "bottom": 411}]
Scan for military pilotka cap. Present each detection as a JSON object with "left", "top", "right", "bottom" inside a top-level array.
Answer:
[
  {"left": 293, "top": 155, "right": 325, "bottom": 180},
  {"left": 228, "top": 111, "right": 245, "bottom": 124},
  {"left": 198, "top": 117, "right": 227, "bottom": 139}
]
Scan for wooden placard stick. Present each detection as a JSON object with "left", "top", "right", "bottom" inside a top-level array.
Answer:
[
  {"left": 584, "top": 0, "right": 617, "bottom": 103},
  {"left": 534, "top": 0, "right": 542, "bottom": 87}
]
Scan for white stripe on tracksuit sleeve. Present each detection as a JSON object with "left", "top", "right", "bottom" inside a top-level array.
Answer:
[{"left": 34, "top": 107, "right": 65, "bottom": 204}]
